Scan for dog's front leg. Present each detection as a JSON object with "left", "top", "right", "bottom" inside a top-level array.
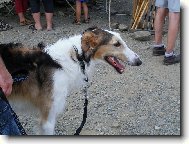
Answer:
[{"left": 40, "top": 108, "right": 57, "bottom": 135}]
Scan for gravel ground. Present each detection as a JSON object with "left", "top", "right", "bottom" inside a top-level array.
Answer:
[{"left": 0, "top": 0, "right": 180, "bottom": 135}]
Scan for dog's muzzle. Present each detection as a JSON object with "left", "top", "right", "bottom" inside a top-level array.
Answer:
[{"left": 128, "top": 58, "right": 142, "bottom": 66}]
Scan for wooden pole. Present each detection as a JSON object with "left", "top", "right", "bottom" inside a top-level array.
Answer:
[
  {"left": 131, "top": 0, "right": 148, "bottom": 29},
  {"left": 108, "top": 0, "right": 112, "bottom": 30},
  {"left": 134, "top": 0, "right": 149, "bottom": 29}
]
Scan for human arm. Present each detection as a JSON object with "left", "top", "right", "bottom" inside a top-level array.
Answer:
[{"left": 0, "top": 55, "right": 13, "bottom": 96}]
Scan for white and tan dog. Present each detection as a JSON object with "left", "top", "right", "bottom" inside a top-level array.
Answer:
[{"left": 0, "top": 27, "right": 142, "bottom": 135}]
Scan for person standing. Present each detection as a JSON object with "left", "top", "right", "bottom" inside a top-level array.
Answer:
[
  {"left": 15, "top": 0, "right": 32, "bottom": 26},
  {"left": 153, "top": 0, "right": 180, "bottom": 65},
  {"left": 29, "top": 0, "right": 54, "bottom": 31},
  {"left": 74, "top": 0, "right": 89, "bottom": 25}
]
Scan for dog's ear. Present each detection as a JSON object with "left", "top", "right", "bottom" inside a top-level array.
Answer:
[
  {"left": 83, "top": 26, "right": 98, "bottom": 33},
  {"left": 37, "top": 42, "right": 46, "bottom": 50},
  {"left": 81, "top": 30, "right": 100, "bottom": 62}
]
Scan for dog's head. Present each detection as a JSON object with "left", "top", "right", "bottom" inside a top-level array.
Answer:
[{"left": 81, "top": 27, "right": 142, "bottom": 74}]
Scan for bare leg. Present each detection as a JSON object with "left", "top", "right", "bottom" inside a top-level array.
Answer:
[
  {"left": 82, "top": 2, "right": 89, "bottom": 20},
  {"left": 76, "top": 0, "right": 81, "bottom": 22},
  {"left": 18, "top": 12, "right": 25, "bottom": 22},
  {"left": 32, "top": 12, "right": 42, "bottom": 30},
  {"left": 45, "top": 13, "right": 53, "bottom": 31},
  {"left": 166, "top": 12, "right": 180, "bottom": 53},
  {"left": 154, "top": 7, "right": 168, "bottom": 45}
]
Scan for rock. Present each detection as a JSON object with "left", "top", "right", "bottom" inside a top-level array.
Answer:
[
  {"left": 131, "top": 31, "right": 151, "bottom": 41},
  {"left": 110, "top": 9, "right": 118, "bottom": 15},
  {"left": 111, "top": 23, "right": 119, "bottom": 29},
  {"left": 155, "top": 126, "right": 161, "bottom": 130},
  {"left": 58, "top": 11, "right": 65, "bottom": 17},
  {"left": 80, "top": 130, "right": 99, "bottom": 135},
  {"left": 118, "top": 24, "right": 128, "bottom": 32},
  {"left": 138, "top": 116, "right": 148, "bottom": 120},
  {"left": 111, "top": 122, "right": 121, "bottom": 128}
]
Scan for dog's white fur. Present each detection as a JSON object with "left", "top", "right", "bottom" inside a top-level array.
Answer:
[{"left": 9, "top": 29, "right": 141, "bottom": 135}]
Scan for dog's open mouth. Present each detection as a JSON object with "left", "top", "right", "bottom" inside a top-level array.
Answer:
[{"left": 105, "top": 56, "right": 125, "bottom": 74}]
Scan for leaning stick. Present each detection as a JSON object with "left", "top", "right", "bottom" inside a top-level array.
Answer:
[
  {"left": 65, "top": 0, "right": 76, "bottom": 12},
  {"left": 133, "top": 0, "right": 149, "bottom": 29},
  {"left": 132, "top": 0, "right": 137, "bottom": 19},
  {"left": 151, "top": 0, "right": 156, "bottom": 30},
  {"left": 131, "top": 0, "right": 147, "bottom": 29},
  {"left": 108, "top": 0, "right": 112, "bottom": 30}
]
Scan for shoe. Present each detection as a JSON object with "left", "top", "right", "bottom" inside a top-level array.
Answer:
[
  {"left": 153, "top": 45, "right": 166, "bottom": 56},
  {"left": 163, "top": 54, "right": 180, "bottom": 65}
]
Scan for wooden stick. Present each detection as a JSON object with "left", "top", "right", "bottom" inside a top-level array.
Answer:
[
  {"left": 134, "top": 0, "right": 140, "bottom": 20},
  {"left": 151, "top": 0, "right": 156, "bottom": 30},
  {"left": 142, "top": 0, "right": 151, "bottom": 29},
  {"left": 108, "top": 0, "right": 112, "bottom": 30},
  {"left": 133, "top": 0, "right": 149, "bottom": 29},
  {"left": 132, "top": 0, "right": 137, "bottom": 20},
  {"left": 131, "top": 0, "right": 147, "bottom": 29}
]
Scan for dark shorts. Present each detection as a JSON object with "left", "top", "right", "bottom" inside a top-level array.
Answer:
[
  {"left": 77, "top": 0, "right": 88, "bottom": 3},
  {"left": 29, "top": 0, "right": 54, "bottom": 13}
]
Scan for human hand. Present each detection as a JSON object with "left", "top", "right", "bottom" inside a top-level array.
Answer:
[{"left": 0, "top": 65, "right": 13, "bottom": 96}]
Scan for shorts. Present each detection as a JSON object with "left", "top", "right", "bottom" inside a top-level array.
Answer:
[
  {"left": 155, "top": 0, "right": 180, "bottom": 12},
  {"left": 29, "top": 0, "right": 54, "bottom": 13},
  {"left": 77, "top": 0, "right": 88, "bottom": 3}
]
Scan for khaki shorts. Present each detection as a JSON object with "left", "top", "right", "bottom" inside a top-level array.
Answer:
[{"left": 155, "top": 0, "right": 180, "bottom": 12}]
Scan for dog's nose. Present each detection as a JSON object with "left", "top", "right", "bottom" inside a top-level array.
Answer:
[
  {"left": 129, "top": 58, "right": 142, "bottom": 66},
  {"left": 136, "top": 58, "right": 142, "bottom": 66}
]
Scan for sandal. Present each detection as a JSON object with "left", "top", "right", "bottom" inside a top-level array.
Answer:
[
  {"left": 83, "top": 17, "right": 90, "bottom": 24},
  {"left": 28, "top": 24, "right": 42, "bottom": 31},
  {"left": 83, "top": 19, "right": 89, "bottom": 23},
  {"left": 20, "top": 19, "right": 32, "bottom": 26},
  {"left": 73, "top": 19, "right": 81, "bottom": 25}
]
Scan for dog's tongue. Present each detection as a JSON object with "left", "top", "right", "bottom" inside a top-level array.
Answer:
[{"left": 105, "top": 56, "right": 125, "bottom": 74}]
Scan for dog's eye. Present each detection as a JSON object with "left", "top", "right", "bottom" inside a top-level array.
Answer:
[{"left": 114, "top": 41, "right": 121, "bottom": 47}]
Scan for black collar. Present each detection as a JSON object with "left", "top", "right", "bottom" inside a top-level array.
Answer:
[{"left": 73, "top": 45, "right": 88, "bottom": 82}]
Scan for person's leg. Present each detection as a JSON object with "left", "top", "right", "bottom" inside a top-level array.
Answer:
[
  {"left": 32, "top": 13, "right": 42, "bottom": 30},
  {"left": 166, "top": 12, "right": 180, "bottom": 53},
  {"left": 153, "top": 0, "right": 169, "bottom": 56},
  {"left": 16, "top": 0, "right": 32, "bottom": 25},
  {"left": 15, "top": 0, "right": 25, "bottom": 22},
  {"left": 76, "top": 0, "right": 81, "bottom": 23},
  {"left": 152, "top": 7, "right": 168, "bottom": 56},
  {"left": 82, "top": 2, "right": 89, "bottom": 21},
  {"left": 163, "top": 0, "right": 180, "bottom": 65},
  {"left": 166, "top": 0, "right": 180, "bottom": 53},
  {"left": 45, "top": 13, "right": 53, "bottom": 30},
  {"left": 29, "top": 0, "right": 42, "bottom": 30},
  {"left": 154, "top": 7, "right": 168, "bottom": 45},
  {"left": 42, "top": 0, "right": 54, "bottom": 30}
]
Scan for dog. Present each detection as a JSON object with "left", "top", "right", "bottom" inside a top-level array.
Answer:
[{"left": 0, "top": 27, "right": 142, "bottom": 135}]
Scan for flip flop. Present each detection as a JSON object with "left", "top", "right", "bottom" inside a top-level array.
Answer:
[
  {"left": 28, "top": 24, "right": 42, "bottom": 31},
  {"left": 20, "top": 19, "right": 33, "bottom": 26},
  {"left": 73, "top": 19, "right": 81, "bottom": 25}
]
